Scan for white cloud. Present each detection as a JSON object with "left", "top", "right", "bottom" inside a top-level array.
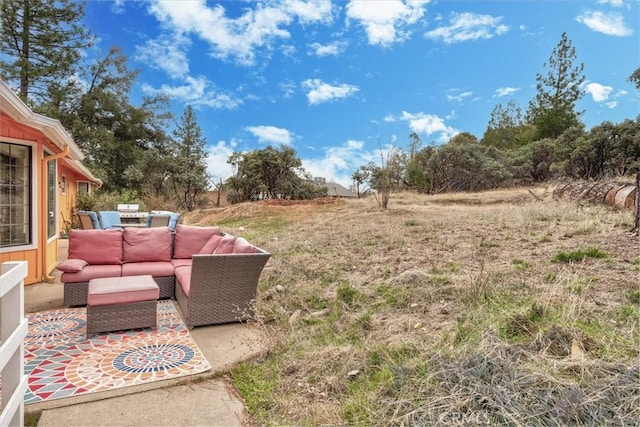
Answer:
[
  {"left": 302, "top": 139, "right": 374, "bottom": 188},
  {"left": 281, "top": 0, "right": 334, "bottom": 25},
  {"left": 302, "top": 79, "right": 359, "bottom": 105},
  {"left": 446, "top": 90, "right": 473, "bottom": 102},
  {"left": 309, "top": 40, "right": 348, "bottom": 57},
  {"left": 425, "top": 13, "right": 509, "bottom": 44},
  {"left": 206, "top": 139, "right": 237, "bottom": 183},
  {"left": 605, "top": 101, "right": 618, "bottom": 109},
  {"left": 135, "top": 33, "right": 191, "bottom": 79},
  {"left": 576, "top": 10, "right": 633, "bottom": 36},
  {"left": 597, "top": 0, "right": 625, "bottom": 6},
  {"left": 141, "top": 76, "right": 242, "bottom": 109},
  {"left": 346, "top": 0, "right": 430, "bottom": 47},
  {"left": 279, "top": 80, "right": 297, "bottom": 99},
  {"left": 111, "top": 0, "right": 126, "bottom": 14},
  {"left": 399, "top": 111, "right": 459, "bottom": 142},
  {"left": 425, "top": 12, "right": 509, "bottom": 44},
  {"left": 494, "top": 87, "right": 520, "bottom": 97},
  {"left": 245, "top": 125, "right": 294, "bottom": 145},
  {"left": 147, "top": 0, "right": 333, "bottom": 66},
  {"left": 585, "top": 82, "right": 613, "bottom": 102}
]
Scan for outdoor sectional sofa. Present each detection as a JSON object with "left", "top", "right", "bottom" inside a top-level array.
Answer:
[{"left": 56, "top": 225, "right": 270, "bottom": 327}]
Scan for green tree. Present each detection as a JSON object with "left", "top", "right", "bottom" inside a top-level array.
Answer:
[
  {"left": 507, "top": 138, "right": 557, "bottom": 183},
  {"left": 629, "top": 67, "right": 640, "bottom": 89},
  {"left": 226, "top": 146, "right": 325, "bottom": 204},
  {"left": 527, "top": 32, "right": 585, "bottom": 139},
  {"left": 351, "top": 167, "right": 370, "bottom": 198},
  {"left": 483, "top": 100, "right": 536, "bottom": 149},
  {"left": 0, "top": 0, "right": 93, "bottom": 102},
  {"left": 55, "top": 47, "right": 171, "bottom": 193},
  {"left": 426, "top": 143, "right": 510, "bottom": 192},
  {"left": 169, "top": 106, "right": 210, "bottom": 211}
]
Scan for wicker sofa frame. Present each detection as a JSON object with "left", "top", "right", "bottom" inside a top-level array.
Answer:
[
  {"left": 61, "top": 228, "right": 271, "bottom": 328},
  {"left": 175, "top": 250, "right": 271, "bottom": 328}
]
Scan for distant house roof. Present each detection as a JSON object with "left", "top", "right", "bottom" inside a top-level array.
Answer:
[{"left": 322, "top": 181, "right": 357, "bottom": 198}]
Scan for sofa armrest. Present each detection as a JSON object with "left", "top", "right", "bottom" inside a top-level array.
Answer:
[{"left": 181, "top": 249, "right": 270, "bottom": 326}]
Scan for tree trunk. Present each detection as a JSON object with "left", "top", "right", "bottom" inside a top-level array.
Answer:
[{"left": 633, "top": 172, "right": 640, "bottom": 234}]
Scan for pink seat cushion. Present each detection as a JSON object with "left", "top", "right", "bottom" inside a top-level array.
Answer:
[
  {"left": 88, "top": 275, "right": 159, "bottom": 306},
  {"left": 173, "top": 225, "right": 221, "bottom": 258},
  {"left": 233, "top": 237, "right": 257, "bottom": 254},
  {"left": 171, "top": 258, "right": 192, "bottom": 268},
  {"left": 122, "top": 261, "right": 174, "bottom": 277},
  {"left": 123, "top": 227, "right": 172, "bottom": 263},
  {"left": 68, "top": 229, "right": 123, "bottom": 264},
  {"left": 61, "top": 264, "right": 122, "bottom": 283},
  {"left": 174, "top": 266, "right": 192, "bottom": 297},
  {"left": 213, "top": 235, "right": 236, "bottom": 254}
]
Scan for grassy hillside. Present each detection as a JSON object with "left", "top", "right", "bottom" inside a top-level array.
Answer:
[{"left": 190, "top": 187, "right": 639, "bottom": 426}]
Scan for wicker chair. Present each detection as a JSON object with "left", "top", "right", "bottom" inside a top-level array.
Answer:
[
  {"left": 147, "top": 214, "right": 171, "bottom": 228},
  {"left": 175, "top": 249, "right": 271, "bottom": 328},
  {"left": 77, "top": 211, "right": 100, "bottom": 229}
]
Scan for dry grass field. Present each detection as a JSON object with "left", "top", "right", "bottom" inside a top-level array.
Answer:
[{"left": 190, "top": 186, "right": 639, "bottom": 426}]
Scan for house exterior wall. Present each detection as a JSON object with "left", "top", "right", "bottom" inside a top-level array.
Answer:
[
  {"left": 0, "top": 111, "right": 92, "bottom": 284},
  {"left": 58, "top": 160, "right": 89, "bottom": 232}
]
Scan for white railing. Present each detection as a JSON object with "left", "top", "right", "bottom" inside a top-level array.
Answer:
[{"left": 0, "top": 261, "right": 28, "bottom": 427}]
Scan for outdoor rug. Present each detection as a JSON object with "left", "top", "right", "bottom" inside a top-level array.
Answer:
[{"left": 24, "top": 300, "right": 211, "bottom": 404}]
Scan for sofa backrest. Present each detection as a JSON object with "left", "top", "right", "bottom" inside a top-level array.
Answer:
[
  {"left": 123, "top": 227, "right": 172, "bottom": 263},
  {"left": 173, "top": 224, "right": 222, "bottom": 258},
  {"left": 68, "top": 229, "right": 123, "bottom": 264}
]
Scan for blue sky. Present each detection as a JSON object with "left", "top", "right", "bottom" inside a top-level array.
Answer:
[{"left": 83, "top": 0, "right": 639, "bottom": 187}]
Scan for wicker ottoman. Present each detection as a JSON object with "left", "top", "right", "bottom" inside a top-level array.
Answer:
[{"left": 87, "top": 275, "right": 160, "bottom": 335}]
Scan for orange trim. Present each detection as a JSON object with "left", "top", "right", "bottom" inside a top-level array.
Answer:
[{"left": 39, "top": 146, "right": 70, "bottom": 281}]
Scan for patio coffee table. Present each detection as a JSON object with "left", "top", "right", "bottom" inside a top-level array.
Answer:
[{"left": 86, "top": 275, "right": 159, "bottom": 335}]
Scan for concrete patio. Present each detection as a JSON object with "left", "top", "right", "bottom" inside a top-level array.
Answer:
[{"left": 22, "top": 239, "right": 268, "bottom": 426}]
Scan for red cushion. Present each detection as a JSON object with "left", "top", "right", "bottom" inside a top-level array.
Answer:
[
  {"left": 123, "top": 227, "right": 172, "bottom": 263},
  {"left": 213, "top": 235, "right": 236, "bottom": 254},
  {"left": 199, "top": 235, "right": 223, "bottom": 254},
  {"left": 56, "top": 258, "right": 88, "bottom": 272},
  {"left": 68, "top": 229, "right": 123, "bottom": 264},
  {"left": 233, "top": 237, "right": 257, "bottom": 254},
  {"left": 173, "top": 225, "right": 221, "bottom": 258}
]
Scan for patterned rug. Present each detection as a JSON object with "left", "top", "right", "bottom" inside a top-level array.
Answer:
[{"left": 24, "top": 300, "right": 211, "bottom": 404}]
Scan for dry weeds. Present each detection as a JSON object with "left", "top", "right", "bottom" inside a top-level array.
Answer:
[{"left": 192, "top": 186, "right": 639, "bottom": 426}]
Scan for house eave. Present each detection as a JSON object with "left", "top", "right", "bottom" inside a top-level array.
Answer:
[{"left": 0, "top": 79, "right": 100, "bottom": 185}]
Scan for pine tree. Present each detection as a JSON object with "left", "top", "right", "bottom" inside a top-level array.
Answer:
[
  {"left": 527, "top": 32, "right": 585, "bottom": 139},
  {"left": 170, "top": 106, "right": 210, "bottom": 211},
  {"left": 0, "top": 0, "right": 93, "bottom": 103}
]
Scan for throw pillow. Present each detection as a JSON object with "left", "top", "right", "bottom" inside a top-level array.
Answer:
[
  {"left": 199, "top": 234, "right": 223, "bottom": 254},
  {"left": 213, "top": 235, "right": 236, "bottom": 254},
  {"left": 233, "top": 237, "right": 257, "bottom": 254},
  {"left": 56, "top": 258, "right": 89, "bottom": 272}
]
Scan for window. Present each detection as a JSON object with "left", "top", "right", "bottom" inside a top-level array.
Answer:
[
  {"left": 0, "top": 143, "right": 31, "bottom": 247},
  {"left": 47, "top": 158, "right": 56, "bottom": 238},
  {"left": 77, "top": 181, "right": 89, "bottom": 194}
]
